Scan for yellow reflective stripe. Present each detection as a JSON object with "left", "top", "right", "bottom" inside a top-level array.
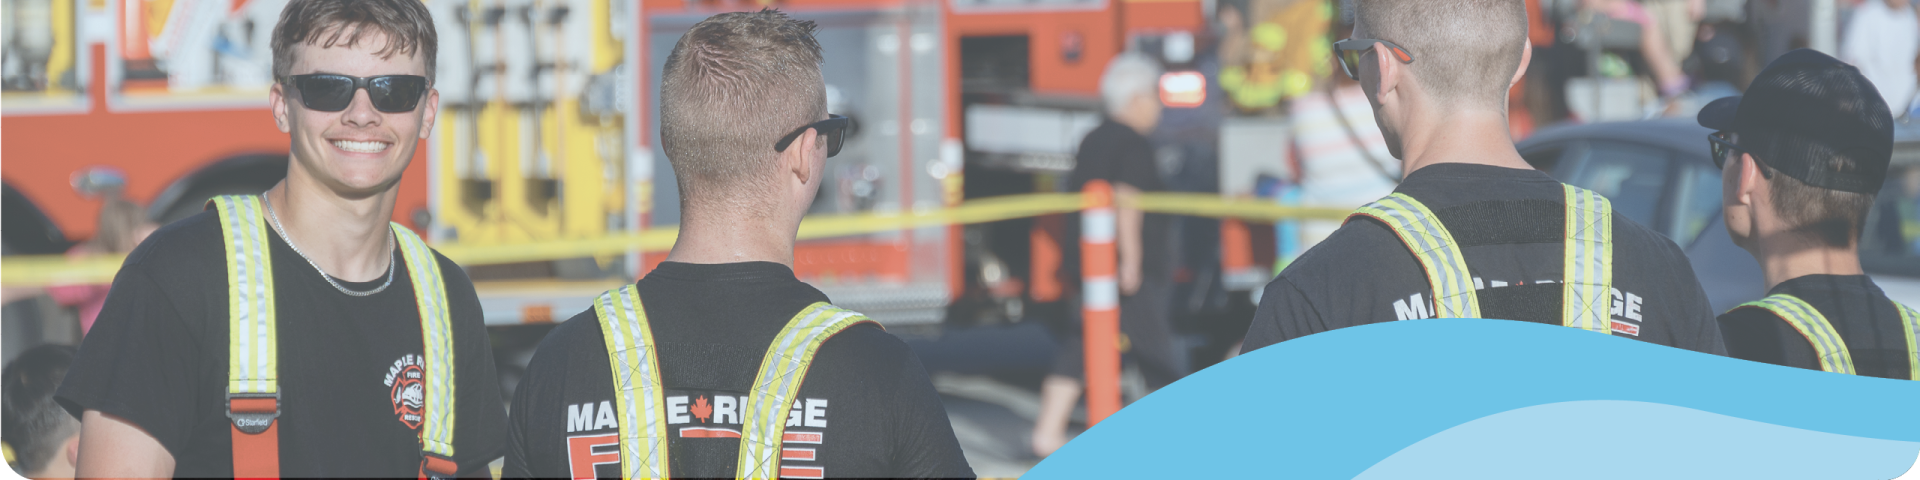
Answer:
[
  {"left": 1896, "top": 303, "right": 1920, "bottom": 381},
  {"left": 596, "top": 286, "right": 669, "bottom": 480},
  {"left": 736, "top": 303, "right": 831, "bottom": 479},
  {"left": 735, "top": 302, "right": 872, "bottom": 480},
  {"left": 1740, "top": 295, "right": 1856, "bottom": 374},
  {"left": 1561, "top": 186, "right": 1614, "bottom": 334},
  {"left": 394, "top": 225, "right": 457, "bottom": 457},
  {"left": 216, "top": 195, "right": 277, "bottom": 395},
  {"left": 1349, "top": 193, "right": 1479, "bottom": 318},
  {"left": 593, "top": 297, "right": 874, "bottom": 479}
]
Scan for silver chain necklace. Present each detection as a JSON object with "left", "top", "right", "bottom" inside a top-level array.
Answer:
[{"left": 261, "top": 195, "right": 396, "bottom": 296}]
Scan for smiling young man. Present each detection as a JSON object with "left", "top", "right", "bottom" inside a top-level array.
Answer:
[
  {"left": 1240, "top": 0, "right": 1724, "bottom": 353},
  {"left": 54, "top": 0, "right": 508, "bottom": 477},
  {"left": 502, "top": 10, "right": 971, "bottom": 479}
]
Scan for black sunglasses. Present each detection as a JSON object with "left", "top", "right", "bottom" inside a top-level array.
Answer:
[
  {"left": 284, "top": 74, "right": 429, "bottom": 113},
  {"left": 1333, "top": 38, "right": 1415, "bottom": 80},
  {"left": 1709, "top": 131, "right": 1772, "bottom": 179},
  {"left": 774, "top": 114, "right": 850, "bottom": 157}
]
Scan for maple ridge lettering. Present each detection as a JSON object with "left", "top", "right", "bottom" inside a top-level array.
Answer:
[
  {"left": 561, "top": 389, "right": 831, "bottom": 480},
  {"left": 1388, "top": 279, "right": 1648, "bottom": 335}
]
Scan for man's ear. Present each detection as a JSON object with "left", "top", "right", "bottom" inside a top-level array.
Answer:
[
  {"left": 419, "top": 88, "right": 441, "bottom": 139},
  {"left": 270, "top": 82, "right": 292, "bottom": 133},
  {"left": 1373, "top": 42, "right": 1401, "bottom": 100},
  {"left": 64, "top": 433, "right": 79, "bottom": 468},
  {"left": 784, "top": 128, "right": 818, "bottom": 186},
  {"left": 1511, "top": 41, "right": 1533, "bottom": 89},
  {"left": 1736, "top": 153, "right": 1765, "bottom": 207}
]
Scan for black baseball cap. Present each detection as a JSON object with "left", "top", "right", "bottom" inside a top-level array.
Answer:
[{"left": 1697, "top": 49, "right": 1894, "bottom": 194}]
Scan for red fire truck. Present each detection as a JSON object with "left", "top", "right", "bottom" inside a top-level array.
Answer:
[{"left": 2, "top": 0, "right": 1207, "bottom": 329}]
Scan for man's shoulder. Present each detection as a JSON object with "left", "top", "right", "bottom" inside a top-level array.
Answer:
[
  {"left": 1282, "top": 216, "right": 1410, "bottom": 276},
  {"left": 540, "top": 309, "right": 608, "bottom": 357},
  {"left": 1717, "top": 302, "right": 1780, "bottom": 323},
  {"left": 123, "top": 210, "right": 227, "bottom": 272},
  {"left": 813, "top": 322, "right": 907, "bottom": 360},
  {"left": 419, "top": 244, "right": 478, "bottom": 297},
  {"left": 1606, "top": 211, "right": 1697, "bottom": 271}
]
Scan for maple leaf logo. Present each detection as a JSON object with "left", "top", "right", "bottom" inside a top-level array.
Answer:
[{"left": 691, "top": 396, "right": 713, "bottom": 423}]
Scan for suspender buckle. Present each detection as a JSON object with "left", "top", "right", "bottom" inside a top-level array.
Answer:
[
  {"left": 226, "top": 392, "right": 280, "bottom": 435},
  {"left": 420, "top": 452, "right": 457, "bottom": 480}
]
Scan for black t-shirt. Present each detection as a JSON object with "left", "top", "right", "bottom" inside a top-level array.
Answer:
[
  {"left": 1068, "top": 118, "right": 1173, "bottom": 277},
  {"left": 55, "top": 211, "right": 508, "bottom": 477},
  {"left": 503, "top": 262, "right": 973, "bottom": 479},
  {"left": 1718, "top": 274, "right": 1915, "bottom": 379},
  {"left": 1244, "top": 164, "right": 1727, "bottom": 354}
]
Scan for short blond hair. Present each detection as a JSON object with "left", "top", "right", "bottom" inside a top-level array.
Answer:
[
  {"left": 1350, "top": 0, "right": 1527, "bottom": 109},
  {"left": 659, "top": 9, "right": 825, "bottom": 208}
]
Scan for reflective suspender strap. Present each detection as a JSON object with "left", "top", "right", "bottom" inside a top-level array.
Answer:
[
  {"left": 593, "top": 294, "right": 879, "bottom": 480},
  {"left": 393, "top": 225, "right": 459, "bottom": 477},
  {"left": 1896, "top": 303, "right": 1920, "bottom": 381},
  {"left": 1349, "top": 193, "right": 1480, "bottom": 318},
  {"left": 735, "top": 302, "right": 877, "bottom": 480},
  {"left": 595, "top": 286, "right": 671, "bottom": 480},
  {"left": 1736, "top": 294, "right": 1857, "bottom": 375},
  {"left": 213, "top": 195, "right": 281, "bottom": 478},
  {"left": 1560, "top": 185, "right": 1614, "bottom": 334},
  {"left": 215, "top": 197, "right": 461, "bottom": 478}
]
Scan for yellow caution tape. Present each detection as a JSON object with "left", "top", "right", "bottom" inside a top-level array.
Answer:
[
  {"left": 2, "top": 254, "right": 128, "bottom": 289},
  {"left": 1137, "top": 192, "right": 1352, "bottom": 222},
  {"left": 1, "top": 192, "right": 1342, "bottom": 286}
]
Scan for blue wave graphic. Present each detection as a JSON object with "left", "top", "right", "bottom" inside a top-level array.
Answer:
[
  {"left": 1024, "top": 319, "right": 1920, "bottom": 478},
  {"left": 1358, "top": 400, "right": 1918, "bottom": 479}
]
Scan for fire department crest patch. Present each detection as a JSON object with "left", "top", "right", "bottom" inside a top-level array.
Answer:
[{"left": 385, "top": 354, "right": 426, "bottom": 430}]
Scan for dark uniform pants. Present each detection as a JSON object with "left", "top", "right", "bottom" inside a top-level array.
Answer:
[{"left": 1051, "top": 275, "right": 1185, "bottom": 390}]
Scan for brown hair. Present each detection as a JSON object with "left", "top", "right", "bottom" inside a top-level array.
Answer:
[
  {"left": 271, "top": 0, "right": 438, "bottom": 83},
  {"left": 1760, "top": 147, "right": 1876, "bottom": 248},
  {"left": 659, "top": 9, "right": 825, "bottom": 209},
  {"left": 90, "top": 194, "right": 146, "bottom": 253},
  {"left": 1349, "top": 0, "right": 1528, "bottom": 109}
]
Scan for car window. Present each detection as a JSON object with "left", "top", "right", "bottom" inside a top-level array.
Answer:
[
  {"left": 1863, "top": 165, "right": 1920, "bottom": 276},
  {"left": 1669, "top": 161, "right": 1722, "bottom": 248},
  {"left": 1521, "top": 144, "right": 1566, "bottom": 173},
  {"left": 1561, "top": 141, "right": 1671, "bottom": 231}
]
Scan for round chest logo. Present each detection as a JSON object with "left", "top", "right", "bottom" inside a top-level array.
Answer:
[{"left": 384, "top": 354, "right": 426, "bottom": 430}]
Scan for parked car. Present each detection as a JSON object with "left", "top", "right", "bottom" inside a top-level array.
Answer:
[{"left": 1516, "top": 118, "right": 1920, "bottom": 313}]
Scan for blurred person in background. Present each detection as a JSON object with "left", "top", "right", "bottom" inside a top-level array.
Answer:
[
  {"left": 1707, "top": 50, "right": 1918, "bottom": 380},
  {"left": 1839, "top": 0, "right": 1918, "bottom": 116},
  {"left": 1750, "top": 0, "right": 1811, "bottom": 67},
  {"left": 3, "top": 345, "right": 79, "bottom": 480},
  {"left": 42, "top": 194, "right": 156, "bottom": 336},
  {"left": 1869, "top": 166, "right": 1920, "bottom": 254},
  {"left": 1031, "top": 53, "right": 1187, "bottom": 458},
  {"left": 1584, "top": 0, "right": 1696, "bottom": 99},
  {"left": 1243, "top": 0, "right": 1725, "bottom": 353},
  {"left": 1288, "top": 15, "right": 1399, "bottom": 239}
]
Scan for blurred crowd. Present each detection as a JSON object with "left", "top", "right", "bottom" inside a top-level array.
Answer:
[{"left": 1519, "top": 0, "right": 1919, "bottom": 128}]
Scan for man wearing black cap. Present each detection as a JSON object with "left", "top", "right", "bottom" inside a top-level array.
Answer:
[{"left": 1703, "top": 49, "right": 1920, "bottom": 380}]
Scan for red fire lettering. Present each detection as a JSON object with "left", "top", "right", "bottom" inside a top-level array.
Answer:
[
  {"left": 566, "top": 433, "right": 620, "bottom": 480},
  {"left": 780, "top": 466, "right": 826, "bottom": 479}
]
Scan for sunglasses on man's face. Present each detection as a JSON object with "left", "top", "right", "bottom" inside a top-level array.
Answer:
[
  {"left": 285, "top": 74, "right": 429, "bottom": 113},
  {"left": 1709, "top": 131, "right": 1773, "bottom": 179},
  {"left": 774, "top": 114, "right": 850, "bottom": 158},
  {"left": 1333, "top": 38, "right": 1414, "bottom": 80}
]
